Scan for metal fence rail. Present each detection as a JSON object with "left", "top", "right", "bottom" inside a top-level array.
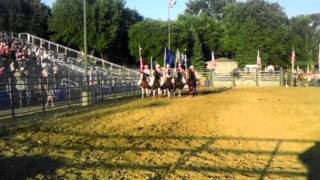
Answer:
[
  {"left": 200, "top": 69, "right": 283, "bottom": 87},
  {"left": 0, "top": 74, "right": 140, "bottom": 121},
  {"left": 18, "top": 33, "right": 140, "bottom": 80}
]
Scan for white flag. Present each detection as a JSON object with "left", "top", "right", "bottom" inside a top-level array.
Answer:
[
  {"left": 257, "top": 50, "right": 261, "bottom": 67},
  {"left": 318, "top": 44, "right": 320, "bottom": 70},
  {"left": 211, "top": 51, "right": 215, "bottom": 64}
]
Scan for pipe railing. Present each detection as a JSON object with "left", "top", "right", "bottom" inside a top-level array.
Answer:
[{"left": 18, "top": 33, "right": 140, "bottom": 79}]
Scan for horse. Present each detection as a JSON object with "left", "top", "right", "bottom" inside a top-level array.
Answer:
[
  {"left": 150, "top": 71, "right": 163, "bottom": 98},
  {"left": 138, "top": 73, "right": 151, "bottom": 98},
  {"left": 174, "top": 71, "right": 186, "bottom": 97},
  {"left": 161, "top": 75, "right": 176, "bottom": 98},
  {"left": 187, "top": 70, "right": 198, "bottom": 96},
  {"left": 297, "top": 73, "right": 308, "bottom": 87}
]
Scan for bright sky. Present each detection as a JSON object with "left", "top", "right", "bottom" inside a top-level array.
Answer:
[{"left": 43, "top": 0, "right": 320, "bottom": 20}]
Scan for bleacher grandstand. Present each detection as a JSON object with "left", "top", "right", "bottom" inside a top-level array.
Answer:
[{"left": 0, "top": 32, "right": 140, "bottom": 120}]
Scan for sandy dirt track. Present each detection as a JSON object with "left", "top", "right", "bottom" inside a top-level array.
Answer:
[{"left": 0, "top": 87, "right": 320, "bottom": 179}]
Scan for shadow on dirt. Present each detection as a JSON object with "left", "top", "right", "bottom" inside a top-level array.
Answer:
[
  {"left": 299, "top": 142, "right": 320, "bottom": 180},
  {"left": 3, "top": 131, "right": 316, "bottom": 179},
  {"left": 0, "top": 155, "right": 64, "bottom": 180}
]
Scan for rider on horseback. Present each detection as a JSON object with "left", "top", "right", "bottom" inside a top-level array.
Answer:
[
  {"left": 154, "top": 64, "right": 162, "bottom": 78},
  {"left": 176, "top": 63, "right": 186, "bottom": 83},
  {"left": 142, "top": 64, "right": 151, "bottom": 84},
  {"left": 187, "top": 65, "right": 198, "bottom": 96},
  {"left": 163, "top": 64, "right": 173, "bottom": 78},
  {"left": 188, "top": 65, "right": 197, "bottom": 82}
]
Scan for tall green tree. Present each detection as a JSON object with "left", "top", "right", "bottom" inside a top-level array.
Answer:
[
  {"left": 185, "top": 0, "right": 236, "bottom": 19},
  {"left": 49, "top": 0, "right": 142, "bottom": 64},
  {"left": 0, "top": 0, "right": 50, "bottom": 37},
  {"left": 128, "top": 19, "right": 168, "bottom": 64},
  {"left": 190, "top": 27, "right": 203, "bottom": 69},
  {"left": 290, "top": 14, "right": 320, "bottom": 67},
  {"left": 221, "top": 0, "right": 291, "bottom": 66}
]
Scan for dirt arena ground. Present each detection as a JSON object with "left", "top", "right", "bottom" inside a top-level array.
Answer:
[{"left": 1, "top": 88, "right": 320, "bottom": 179}]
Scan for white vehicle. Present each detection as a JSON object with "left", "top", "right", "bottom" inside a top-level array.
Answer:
[{"left": 244, "top": 65, "right": 259, "bottom": 72}]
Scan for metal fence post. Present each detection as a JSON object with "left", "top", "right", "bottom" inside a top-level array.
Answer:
[
  {"left": 66, "top": 73, "right": 71, "bottom": 108},
  {"left": 211, "top": 70, "right": 215, "bottom": 87},
  {"left": 100, "top": 75, "right": 103, "bottom": 101},
  {"left": 40, "top": 77, "right": 46, "bottom": 114},
  {"left": 133, "top": 80, "right": 136, "bottom": 95},
  {"left": 8, "top": 76, "right": 16, "bottom": 120},
  {"left": 233, "top": 70, "right": 236, "bottom": 87},
  {"left": 112, "top": 78, "right": 116, "bottom": 98}
]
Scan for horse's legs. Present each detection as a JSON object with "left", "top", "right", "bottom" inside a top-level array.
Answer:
[
  {"left": 141, "top": 88, "right": 144, "bottom": 99},
  {"left": 178, "top": 89, "right": 181, "bottom": 97},
  {"left": 147, "top": 89, "right": 151, "bottom": 96},
  {"left": 158, "top": 88, "right": 162, "bottom": 96},
  {"left": 153, "top": 89, "right": 156, "bottom": 99}
]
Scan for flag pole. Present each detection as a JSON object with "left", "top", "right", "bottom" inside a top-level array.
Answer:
[
  {"left": 291, "top": 46, "right": 295, "bottom": 87},
  {"left": 139, "top": 45, "right": 142, "bottom": 71},
  {"left": 318, "top": 44, "right": 320, "bottom": 72},
  {"left": 151, "top": 56, "right": 153, "bottom": 78},
  {"left": 164, "top": 48, "right": 166, "bottom": 68}
]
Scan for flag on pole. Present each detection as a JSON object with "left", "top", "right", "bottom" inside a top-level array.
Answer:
[
  {"left": 175, "top": 49, "right": 180, "bottom": 68},
  {"left": 256, "top": 50, "right": 261, "bottom": 68},
  {"left": 163, "top": 48, "right": 166, "bottom": 67},
  {"left": 211, "top": 51, "right": 215, "bottom": 65},
  {"left": 139, "top": 45, "right": 143, "bottom": 71},
  {"left": 291, "top": 47, "right": 296, "bottom": 65},
  {"left": 165, "top": 48, "right": 174, "bottom": 67},
  {"left": 169, "top": 0, "right": 177, "bottom": 8},
  {"left": 150, "top": 56, "right": 153, "bottom": 78},
  {"left": 318, "top": 44, "right": 320, "bottom": 71},
  {"left": 184, "top": 53, "right": 188, "bottom": 69}
]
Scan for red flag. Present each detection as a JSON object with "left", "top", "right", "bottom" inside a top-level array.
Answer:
[{"left": 291, "top": 48, "right": 296, "bottom": 65}]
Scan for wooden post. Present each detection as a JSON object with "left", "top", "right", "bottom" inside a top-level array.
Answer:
[
  {"left": 233, "top": 70, "right": 236, "bottom": 87},
  {"left": 280, "top": 67, "right": 283, "bottom": 87},
  {"left": 256, "top": 68, "right": 260, "bottom": 87}
]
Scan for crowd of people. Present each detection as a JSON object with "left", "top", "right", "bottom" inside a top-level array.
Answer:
[
  {"left": 0, "top": 34, "right": 61, "bottom": 108},
  {"left": 287, "top": 69, "right": 320, "bottom": 87}
]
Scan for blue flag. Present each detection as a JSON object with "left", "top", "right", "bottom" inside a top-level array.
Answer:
[{"left": 166, "top": 48, "right": 174, "bottom": 67}]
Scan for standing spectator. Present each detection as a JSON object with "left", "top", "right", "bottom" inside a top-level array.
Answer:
[
  {"left": 42, "top": 66, "right": 48, "bottom": 86},
  {"left": 53, "top": 63, "right": 59, "bottom": 88},
  {"left": 45, "top": 85, "right": 55, "bottom": 107}
]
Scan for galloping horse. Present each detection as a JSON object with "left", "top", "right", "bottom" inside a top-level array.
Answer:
[
  {"left": 187, "top": 66, "right": 198, "bottom": 96},
  {"left": 139, "top": 72, "right": 151, "bottom": 98},
  {"left": 174, "top": 71, "right": 186, "bottom": 97},
  {"left": 162, "top": 74, "right": 175, "bottom": 98},
  {"left": 151, "top": 69, "right": 163, "bottom": 98}
]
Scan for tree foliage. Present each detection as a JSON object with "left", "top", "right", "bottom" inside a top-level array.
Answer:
[
  {"left": 290, "top": 14, "right": 320, "bottom": 66},
  {"left": 0, "top": 0, "right": 50, "bottom": 37},
  {"left": 49, "top": 0, "right": 142, "bottom": 64},
  {"left": 185, "top": 0, "right": 236, "bottom": 19},
  {"left": 0, "top": 0, "right": 319, "bottom": 68}
]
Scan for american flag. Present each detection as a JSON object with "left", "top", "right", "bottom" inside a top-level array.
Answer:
[{"left": 291, "top": 47, "right": 296, "bottom": 65}]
